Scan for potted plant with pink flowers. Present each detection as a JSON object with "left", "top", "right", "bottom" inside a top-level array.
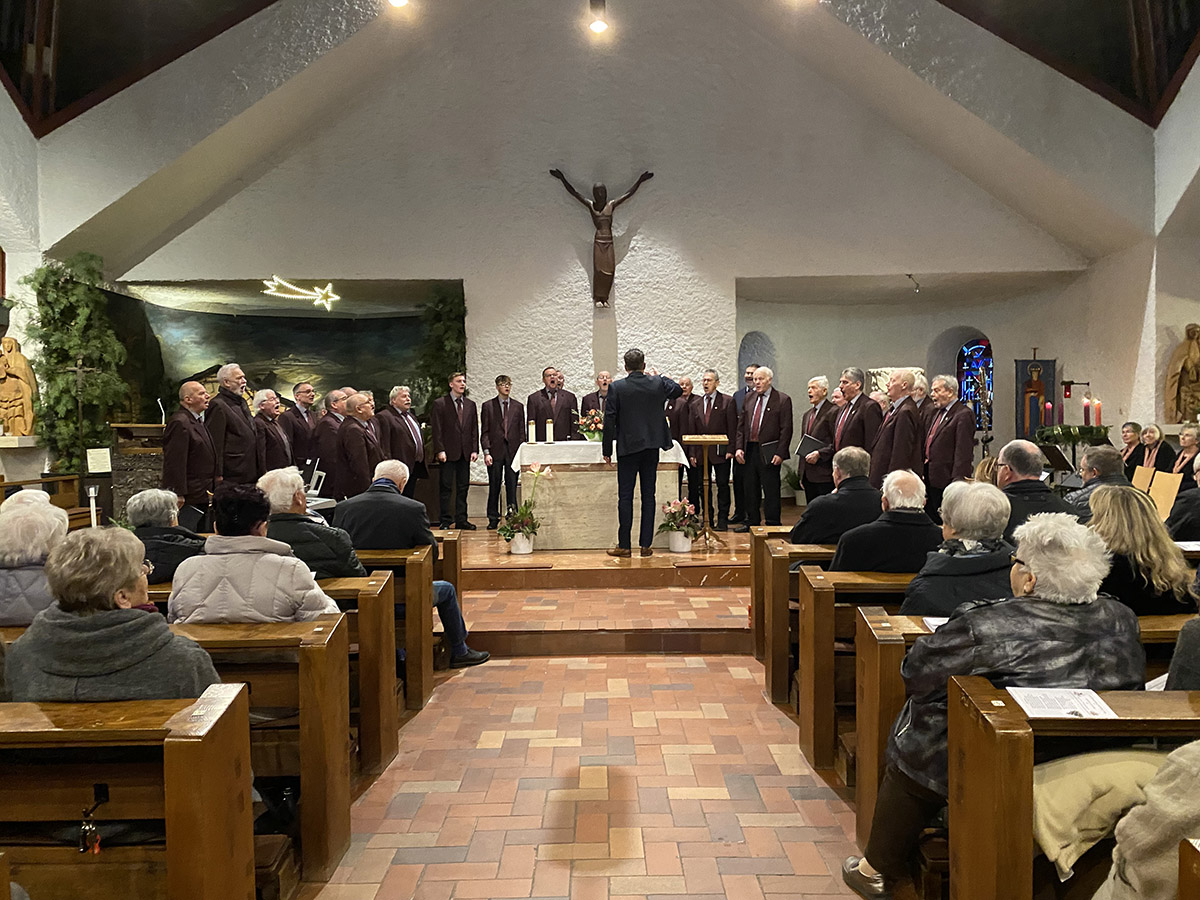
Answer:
[
  {"left": 498, "top": 462, "right": 552, "bottom": 554},
  {"left": 656, "top": 498, "right": 702, "bottom": 552}
]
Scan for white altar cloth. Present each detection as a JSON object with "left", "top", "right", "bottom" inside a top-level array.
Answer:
[{"left": 509, "top": 441, "right": 691, "bottom": 550}]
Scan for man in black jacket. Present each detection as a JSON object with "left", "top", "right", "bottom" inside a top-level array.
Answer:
[
  {"left": 1063, "top": 445, "right": 1129, "bottom": 524},
  {"left": 258, "top": 467, "right": 365, "bottom": 579},
  {"left": 603, "top": 348, "right": 682, "bottom": 557},
  {"left": 997, "top": 439, "right": 1078, "bottom": 540},
  {"left": 205, "top": 362, "right": 259, "bottom": 485},
  {"left": 831, "top": 469, "right": 942, "bottom": 572},
  {"left": 790, "top": 447, "right": 881, "bottom": 546},
  {"left": 333, "top": 460, "right": 488, "bottom": 667}
]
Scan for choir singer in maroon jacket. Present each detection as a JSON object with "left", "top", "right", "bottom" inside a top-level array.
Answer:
[
  {"left": 338, "top": 393, "right": 385, "bottom": 499},
  {"left": 868, "top": 369, "right": 923, "bottom": 488},
  {"left": 734, "top": 367, "right": 793, "bottom": 530},
  {"left": 923, "top": 374, "right": 977, "bottom": 520},
  {"left": 431, "top": 373, "right": 480, "bottom": 529},
  {"left": 480, "top": 375, "right": 525, "bottom": 529},
  {"left": 162, "top": 381, "right": 217, "bottom": 511},
  {"left": 377, "top": 385, "right": 428, "bottom": 498},
  {"left": 693, "top": 369, "right": 738, "bottom": 530}
]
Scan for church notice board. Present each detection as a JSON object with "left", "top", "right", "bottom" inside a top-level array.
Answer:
[{"left": 511, "top": 441, "right": 689, "bottom": 550}]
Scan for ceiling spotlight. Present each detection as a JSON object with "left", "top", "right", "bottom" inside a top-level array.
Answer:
[
  {"left": 388, "top": 0, "right": 408, "bottom": 7},
  {"left": 589, "top": 0, "right": 608, "bottom": 33},
  {"left": 906, "top": 273, "right": 921, "bottom": 294}
]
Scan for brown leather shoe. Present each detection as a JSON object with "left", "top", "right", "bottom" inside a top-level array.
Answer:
[
  {"left": 606, "top": 547, "right": 632, "bottom": 558},
  {"left": 639, "top": 547, "right": 653, "bottom": 557}
]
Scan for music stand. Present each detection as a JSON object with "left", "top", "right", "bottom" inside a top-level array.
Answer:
[
  {"left": 1037, "top": 444, "right": 1073, "bottom": 472},
  {"left": 681, "top": 435, "right": 730, "bottom": 548}
]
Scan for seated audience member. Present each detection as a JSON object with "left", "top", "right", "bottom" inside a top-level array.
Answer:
[
  {"left": 1089, "top": 485, "right": 1197, "bottom": 615},
  {"left": 258, "top": 466, "right": 366, "bottom": 579},
  {"left": 168, "top": 483, "right": 339, "bottom": 624},
  {"left": 1064, "top": 445, "right": 1129, "bottom": 524},
  {"left": 1089, "top": 738, "right": 1200, "bottom": 900},
  {"left": 972, "top": 455, "right": 998, "bottom": 486},
  {"left": 831, "top": 469, "right": 941, "bottom": 573},
  {"left": 789, "top": 447, "right": 881, "bottom": 546},
  {"left": 1167, "top": 615, "right": 1200, "bottom": 689},
  {"left": 126, "top": 488, "right": 205, "bottom": 583},
  {"left": 0, "top": 487, "right": 52, "bottom": 513},
  {"left": 1139, "top": 423, "right": 1176, "bottom": 474},
  {"left": 1118, "top": 420, "right": 1146, "bottom": 480},
  {"left": 1174, "top": 424, "right": 1200, "bottom": 493},
  {"left": 0, "top": 501, "right": 68, "bottom": 626},
  {"left": 334, "top": 460, "right": 489, "bottom": 667},
  {"left": 843, "top": 513, "right": 1145, "bottom": 899},
  {"left": 4, "top": 528, "right": 220, "bottom": 701},
  {"left": 1166, "top": 464, "right": 1200, "bottom": 539},
  {"left": 900, "top": 481, "right": 1012, "bottom": 616},
  {"left": 997, "top": 439, "right": 1078, "bottom": 540}
]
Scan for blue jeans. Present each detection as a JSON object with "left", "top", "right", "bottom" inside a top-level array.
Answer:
[
  {"left": 617, "top": 448, "right": 660, "bottom": 549},
  {"left": 398, "top": 579, "right": 468, "bottom": 657}
]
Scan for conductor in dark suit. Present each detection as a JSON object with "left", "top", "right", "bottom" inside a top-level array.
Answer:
[
  {"left": 481, "top": 375, "right": 524, "bottom": 529},
  {"left": 580, "top": 371, "right": 612, "bottom": 416},
  {"left": 831, "top": 469, "right": 942, "bottom": 572},
  {"left": 733, "top": 366, "right": 793, "bottom": 531},
  {"left": 797, "top": 376, "right": 838, "bottom": 502},
  {"left": 923, "top": 374, "right": 976, "bottom": 519},
  {"left": 253, "top": 389, "right": 293, "bottom": 473},
  {"left": 526, "top": 367, "right": 580, "bottom": 442},
  {"left": 868, "top": 369, "right": 923, "bottom": 488},
  {"left": 205, "top": 362, "right": 259, "bottom": 484},
  {"left": 694, "top": 369, "right": 738, "bottom": 530},
  {"left": 334, "top": 460, "right": 488, "bottom": 668},
  {"left": 730, "top": 364, "right": 757, "bottom": 524},
  {"left": 789, "top": 447, "right": 882, "bottom": 545},
  {"left": 603, "top": 349, "right": 682, "bottom": 557},
  {"left": 431, "top": 372, "right": 479, "bottom": 529},
  {"left": 277, "top": 382, "right": 318, "bottom": 470},
  {"left": 337, "top": 393, "right": 385, "bottom": 499},
  {"left": 162, "top": 381, "right": 217, "bottom": 525},
  {"left": 313, "top": 389, "right": 347, "bottom": 499},
  {"left": 376, "top": 385, "right": 427, "bottom": 498},
  {"left": 833, "top": 366, "right": 883, "bottom": 453}
]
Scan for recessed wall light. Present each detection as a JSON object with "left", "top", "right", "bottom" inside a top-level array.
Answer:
[{"left": 589, "top": 0, "right": 608, "bottom": 33}]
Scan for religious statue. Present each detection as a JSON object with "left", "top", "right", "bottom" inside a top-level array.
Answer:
[
  {"left": 1165, "top": 323, "right": 1200, "bottom": 423},
  {"left": 549, "top": 168, "right": 653, "bottom": 307},
  {"left": 0, "top": 337, "right": 37, "bottom": 436}
]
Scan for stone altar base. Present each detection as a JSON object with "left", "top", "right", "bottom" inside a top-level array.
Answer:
[
  {"left": 0, "top": 435, "right": 47, "bottom": 482},
  {"left": 528, "top": 462, "right": 677, "bottom": 550}
]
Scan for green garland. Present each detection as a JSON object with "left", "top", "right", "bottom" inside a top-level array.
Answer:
[{"left": 1034, "top": 424, "right": 1111, "bottom": 446}]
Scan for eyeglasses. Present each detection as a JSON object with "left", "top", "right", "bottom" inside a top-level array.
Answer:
[
  {"left": 997, "top": 462, "right": 1011, "bottom": 470},
  {"left": 1010, "top": 555, "right": 1026, "bottom": 568},
  {"left": 141, "top": 559, "right": 155, "bottom": 577}
]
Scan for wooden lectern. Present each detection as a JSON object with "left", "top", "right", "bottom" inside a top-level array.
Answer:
[{"left": 681, "top": 435, "right": 730, "bottom": 547}]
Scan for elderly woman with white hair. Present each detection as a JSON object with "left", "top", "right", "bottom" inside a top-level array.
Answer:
[
  {"left": 900, "top": 481, "right": 1013, "bottom": 616},
  {"left": 259, "top": 466, "right": 365, "bottom": 579},
  {"left": 830, "top": 470, "right": 942, "bottom": 573},
  {"left": 0, "top": 500, "right": 69, "bottom": 625},
  {"left": 127, "top": 488, "right": 206, "bottom": 584},
  {"left": 842, "top": 513, "right": 1146, "bottom": 900}
]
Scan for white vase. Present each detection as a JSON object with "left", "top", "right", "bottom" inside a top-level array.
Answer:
[
  {"left": 510, "top": 533, "right": 534, "bottom": 555},
  {"left": 667, "top": 530, "right": 693, "bottom": 553}
]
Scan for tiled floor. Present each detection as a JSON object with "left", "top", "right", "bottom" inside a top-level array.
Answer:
[
  {"left": 301, "top": 656, "right": 861, "bottom": 899},
  {"left": 462, "top": 588, "right": 751, "bottom": 632}
]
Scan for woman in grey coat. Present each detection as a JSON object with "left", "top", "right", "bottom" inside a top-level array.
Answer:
[
  {"left": 843, "top": 514, "right": 1146, "bottom": 900},
  {"left": 4, "top": 527, "right": 219, "bottom": 702},
  {"left": 0, "top": 499, "right": 68, "bottom": 625}
]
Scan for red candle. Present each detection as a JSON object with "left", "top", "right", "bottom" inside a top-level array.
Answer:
[
  {"left": 1083, "top": 397, "right": 1091, "bottom": 426},
  {"left": 1094, "top": 400, "right": 1101, "bottom": 426},
  {"left": 1044, "top": 401, "right": 1052, "bottom": 426},
  {"left": 1057, "top": 402, "right": 1064, "bottom": 425}
]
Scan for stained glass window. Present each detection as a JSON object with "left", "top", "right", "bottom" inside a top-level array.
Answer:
[{"left": 957, "top": 339, "right": 993, "bottom": 431}]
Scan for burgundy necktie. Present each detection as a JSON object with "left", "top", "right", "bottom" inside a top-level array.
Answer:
[
  {"left": 705, "top": 395, "right": 713, "bottom": 424},
  {"left": 405, "top": 412, "right": 423, "bottom": 455},
  {"left": 925, "top": 408, "right": 948, "bottom": 461},
  {"left": 835, "top": 404, "right": 852, "bottom": 445},
  {"left": 750, "top": 395, "right": 765, "bottom": 442},
  {"left": 456, "top": 397, "right": 464, "bottom": 423}
]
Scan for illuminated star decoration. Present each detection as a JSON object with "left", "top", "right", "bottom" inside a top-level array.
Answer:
[{"left": 261, "top": 276, "right": 341, "bottom": 312}]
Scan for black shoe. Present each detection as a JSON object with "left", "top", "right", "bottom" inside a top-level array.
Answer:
[
  {"left": 714, "top": 521, "right": 728, "bottom": 532},
  {"left": 729, "top": 514, "right": 744, "bottom": 524},
  {"left": 450, "top": 648, "right": 490, "bottom": 668},
  {"left": 841, "top": 857, "right": 892, "bottom": 899},
  {"left": 487, "top": 521, "right": 498, "bottom": 530},
  {"left": 458, "top": 521, "right": 478, "bottom": 531},
  {"left": 733, "top": 525, "right": 751, "bottom": 533}
]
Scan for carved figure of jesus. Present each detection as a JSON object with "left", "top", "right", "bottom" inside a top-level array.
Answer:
[{"left": 549, "top": 168, "right": 653, "bottom": 307}]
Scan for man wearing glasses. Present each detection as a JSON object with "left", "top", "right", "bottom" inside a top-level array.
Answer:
[{"left": 995, "top": 440, "right": 1078, "bottom": 541}]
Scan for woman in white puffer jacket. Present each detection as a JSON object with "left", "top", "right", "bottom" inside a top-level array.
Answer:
[{"left": 168, "top": 484, "right": 339, "bottom": 624}]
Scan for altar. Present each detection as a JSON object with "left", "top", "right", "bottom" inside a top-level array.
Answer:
[{"left": 511, "top": 440, "right": 689, "bottom": 550}]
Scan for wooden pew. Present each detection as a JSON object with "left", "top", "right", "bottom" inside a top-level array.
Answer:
[
  {"left": 1183, "top": 839, "right": 1200, "bottom": 899},
  {"left": 762, "top": 540, "right": 837, "bottom": 703},
  {"left": 947, "top": 675, "right": 1200, "bottom": 900},
  {"left": 854, "top": 610, "right": 1195, "bottom": 848},
  {"left": 750, "top": 526, "right": 793, "bottom": 659},
  {"left": 317, "top": 572, "right": 400, "bottom": 774},
  {"left": 357, "top": 531, "right": 460, "bottom": 598},
  {"left": 0, "top": 683, "right": 254, "bottom": 900},
  {"left": 171, "top": 615, "right": 350, "bottom": 882},
  {"left": 794, "top": 565, "right": 913, "bottom": 770}
]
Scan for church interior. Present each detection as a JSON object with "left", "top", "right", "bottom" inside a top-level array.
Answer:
[{"left": 3, "top": 1, "right": 1200, "bottom": 899}]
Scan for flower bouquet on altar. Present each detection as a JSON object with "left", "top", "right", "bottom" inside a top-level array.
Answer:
[
  {"left": 657, "top": 498, "right": 702, "bottom": 552},
  {"left": 575, "top": 408, "right": 604, "bottom": 441},
  {"left": 498, "top": 463, "right": 551, "bottom": 553}
]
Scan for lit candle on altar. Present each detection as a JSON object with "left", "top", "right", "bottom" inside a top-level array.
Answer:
[
  {"left": 1044, "top": 401, "right": 1052, "bottom": 425},
  {"left": 1083, "top": 397, "right": 1091, "bottom": 426},
  {"left": 1094, "top": 400, "right": 1101, "bottom": 426},
  {"left": 528, "top": 420, "right": 536, "bottom": 444},
  {"left": 546, "top": 419, "right": 555, "bottom": 444}
]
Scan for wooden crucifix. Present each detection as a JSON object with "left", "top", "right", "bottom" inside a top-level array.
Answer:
[{"left": 64, "top": 355, "right": 100, "bottom": 471}]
